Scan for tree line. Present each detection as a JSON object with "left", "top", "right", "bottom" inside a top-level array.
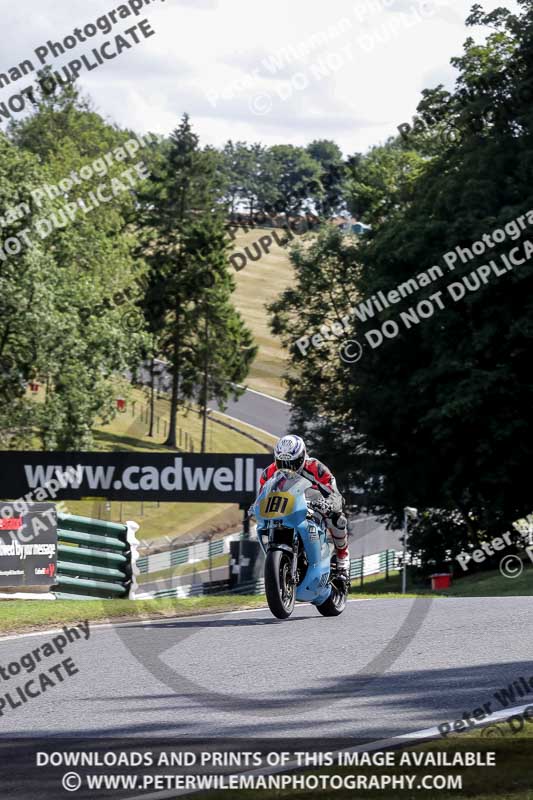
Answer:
[
  {"left": 0, "top": 77, "right": 361, "bottom": 453},
  {"left": 271, "top": 1, "right": 533, "bottom": 571}
]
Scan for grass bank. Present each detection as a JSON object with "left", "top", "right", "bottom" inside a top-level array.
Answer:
[
  {"left": 231, "top": 228, "right": 295, "bottom": 399},
  {"left": 350, "top": 564, "right": 533, "bottom": 597},
  {"left": 0, "top": 596, "right": 268, "bottom": 636}
]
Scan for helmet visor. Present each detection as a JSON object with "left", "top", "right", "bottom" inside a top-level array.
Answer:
[{"left": 275, "top": 451, "right": 305, "bottom": 473}]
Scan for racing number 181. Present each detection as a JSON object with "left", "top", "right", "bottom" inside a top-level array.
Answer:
[{"left": 265, "top": 495, "right": 288, "bottom": 514}]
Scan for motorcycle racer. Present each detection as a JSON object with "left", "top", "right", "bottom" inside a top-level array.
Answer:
[{"left": 257, "top": 434, "right": 350, "bottom": 576}]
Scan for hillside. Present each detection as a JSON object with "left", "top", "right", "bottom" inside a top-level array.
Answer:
[{"left": 230, "top": 227, "right": 295, "bottom": 399}]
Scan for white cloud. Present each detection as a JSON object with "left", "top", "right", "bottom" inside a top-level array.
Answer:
[{"left": 0, "top": 0, "right": 521, "bottom": 154}]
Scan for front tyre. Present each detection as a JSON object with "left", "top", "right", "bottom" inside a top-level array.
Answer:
[
  {"left": 316, "top": 582, "right": 347, "bottom": 617},
  {"left": 265, "top": 550, "right": 295, "bottom": 619}
]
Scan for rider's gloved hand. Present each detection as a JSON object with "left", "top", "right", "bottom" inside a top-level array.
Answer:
[
  {"left": 309, "top": 497, "right": 333, "bottom": 517},
  {"left": 247, "top": 504, "right": 256, "bottom": 518},
  {"left": 329, "top": 494, "right": 343, "bottom": 514}
]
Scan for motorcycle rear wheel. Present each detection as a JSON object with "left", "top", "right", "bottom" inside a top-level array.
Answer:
[{"left": 265, "top": 550, "right": 296, "bottom": 619}]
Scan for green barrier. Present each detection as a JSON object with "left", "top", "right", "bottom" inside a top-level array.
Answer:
[
  {"left": 170, "top": 548, "right": 189, "bottom": 567},
  {"left": 55, "top": 574, "right": 128, "bottom": 596},
  {"left": 57, "top": 560, "right": 126, "bottom": 581},
  {"left": 57, "top": 528, "right": 128, "bottom": 551},
  {"left": 53, "top": 513, "right": 139, "bottom": 600},
  {"left": 58, "top": 543, "right": 128, "bottom": 566},
  {"left": 57, "top": 513, "right": 128, "bottom": 538}
]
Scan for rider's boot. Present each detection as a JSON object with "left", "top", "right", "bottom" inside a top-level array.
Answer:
[
  {"left": 334, "top": 547, "right": 351, "bottom": 578},
  {"left": 329, "top": 512, "right": 349, "bottom": 577}
]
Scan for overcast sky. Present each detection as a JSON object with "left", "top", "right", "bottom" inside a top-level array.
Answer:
[{"left": 1, "top": 0, "right": 517, "bottom": 155}]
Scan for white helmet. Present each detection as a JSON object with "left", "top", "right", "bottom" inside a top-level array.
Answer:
[{"left": 274, "top": 434, "right": 307, "bottom": 473}]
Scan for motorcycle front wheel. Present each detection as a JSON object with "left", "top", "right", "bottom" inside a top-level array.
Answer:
[{"left": 264, "top": 549, "right": 296, "bottom": 619}]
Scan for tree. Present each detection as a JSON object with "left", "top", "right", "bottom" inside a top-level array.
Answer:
[
  {"left": 138, "top": 115, "right": 207, "bottom": 447},
  {"left": 306, "top": 139, "right": 346, "bottom": 217},
  {"left": 138, "top": 115, "right": 256, "bottom": 448},
  {"left": 5, "top": 80, "right": 148, "bottom": 449},
  {"left": 271, "top": 1, "right": 533, "bottom": 549},
  {"left": 266, "top": 144, "right": 324, "bottom": 223},
  {"left": 0, "top": 134, "right": 57, "bottom": 448},
  {"left": 345, "top": 140, "right": 425, "bottom": 226},
  {"left": 221, "top": 141, "right": 256, "bottom": 219}
]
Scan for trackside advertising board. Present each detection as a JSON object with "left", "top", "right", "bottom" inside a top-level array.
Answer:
[
  {"left": 0, "top": 453, "right": 272, "bottom": 503},
  {"left": 0, "top": 503, "right": 57, "bottom": 588}
]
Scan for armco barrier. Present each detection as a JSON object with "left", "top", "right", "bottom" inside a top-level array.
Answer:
[
  {"left": 137, "top": 531, "right": 242, "bottom": 575},
  {"left": 136, "top": 550, "right": 403, "bottom": 599},
  {"left": 349, "top": 549, "right": 400, "bottom": 580},
  {"left": 53, "top": 513, "right": 139, "bottom": 600}
]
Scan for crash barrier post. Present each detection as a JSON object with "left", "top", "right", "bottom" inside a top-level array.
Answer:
[
  {"left": 53, "top": 513, "right": 139, "bottom": 600},
  {"left": 228, "top": 539, "right": 264, "bottom": 590}
]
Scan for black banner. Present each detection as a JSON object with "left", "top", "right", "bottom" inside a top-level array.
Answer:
[
  {"left": 0, "top": 453, "right": 272, "bottom": 503},
  {"left": 0, "top": 503, "right": 57, "bottom": 588},
  {"left": 0, "top": 737, "right": 530, "bottom": 800}
]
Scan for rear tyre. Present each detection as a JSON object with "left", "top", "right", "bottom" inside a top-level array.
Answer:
[
  {"left": 316, "top": 582, "right": 347, "bottom": 617},
  {"left": 265, "top": 550, "right": 295, "bottom": 619}
]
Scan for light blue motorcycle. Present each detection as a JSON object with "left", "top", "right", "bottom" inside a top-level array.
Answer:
[{"left": 252, "top": 470, "right": 349, "bottom": 619}]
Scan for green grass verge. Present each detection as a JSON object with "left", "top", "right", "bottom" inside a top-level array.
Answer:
[
  {"left": 0, "top": 592, "right": 428, "bottom": 636},
  {"left": 350, "top": 565, "right": 533, "bottom": 597},
  {"left": 0, "top": 596, "right": 268, "bottom": 635},
  {"left": 7, "top": 563, "right": 528, "bottom": 636},
  {"left": 443, "top": 563, "right": 533, "bottom": 596}
]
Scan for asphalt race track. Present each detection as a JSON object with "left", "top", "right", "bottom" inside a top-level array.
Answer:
[
  {"left": 1, "top": 596, "right": 532, "bottom": 741},
  {"left": 137, "top": 361, "right": 292, "bottom": 438},
  {"left": 222, "top": 388, "right": 291, "bottom": 439}
]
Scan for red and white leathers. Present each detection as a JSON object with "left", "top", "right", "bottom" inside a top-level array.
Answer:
[{"left": 259, "top": 458, "right": 349, "bottom": 563}]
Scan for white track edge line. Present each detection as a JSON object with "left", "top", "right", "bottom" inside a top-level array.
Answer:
[
  {"left": 210, "top": 410, "right": 278, "bottom": 440},
  {"left": 233, "top": 385, "right": 291, "bottom": 406},
  {"left": 0, "top": 599, "right": 367, "bottom": 643}
]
